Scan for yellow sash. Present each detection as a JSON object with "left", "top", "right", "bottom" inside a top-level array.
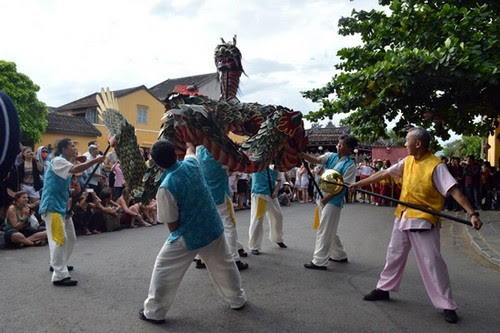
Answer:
[
  {"left": 313, "top": 206, "right": 320, "bottom": 230},
  {"left": 50, "top": 213, "right": 65, "bottom": 246},
  {"left": 226, "top": 196, "right": 236, "bottom": 225},
  {"left": 255, "top": 197, "right": 267, "bottom": 220}
]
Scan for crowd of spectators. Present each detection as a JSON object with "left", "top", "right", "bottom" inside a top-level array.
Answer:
[{"left": 350, "top": 155, "right": 500, "bottom": 211}]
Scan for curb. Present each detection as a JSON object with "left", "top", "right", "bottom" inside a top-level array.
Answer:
[{"left": 465, "top": 223, "right": 500, "bottom": 267}]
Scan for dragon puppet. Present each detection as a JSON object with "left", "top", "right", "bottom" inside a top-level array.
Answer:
[{"left": 97, "top": 35, "right": 308, "bottom": 202}]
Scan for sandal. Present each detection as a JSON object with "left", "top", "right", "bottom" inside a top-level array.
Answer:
[
  {"left": 16, "top": 243, "right": 25, "bottom": 249},
  {"left": 34, "top": 239, "right": 47, "bottom": 246}
]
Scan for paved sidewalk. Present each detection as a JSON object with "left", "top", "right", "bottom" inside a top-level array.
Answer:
[{"left": 460, "top": 210, "right": 500, "bottom": 266}]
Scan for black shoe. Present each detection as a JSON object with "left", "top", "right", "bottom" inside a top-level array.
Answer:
[
  {"left": 195, "top": 259, "right": 206, "bottom": 269},
  {"left": 238, "top": 248, "right": 248, "bottom": 257},
  {"left": 53, "top": 277, "right": 78, "bottom": 287},
  {"left": 363, "top": 289, "right": 389, "bottom": 301},
  {"left": 251, "top": 249, "right": 260, "bottom": 255},
  {"left": 49, "top": 265, "right": 74, "bottom": 272},
  {"left": 138, "top": 308, "right": 165, "bottom": 324},
  {"left": 277, "top": 242, "right": 288, "bottom": 248},
  {"left": 328, "top": 258, "right": 348, "bottom": 263},
  {"left": 304, "top": 262, "right": 327, "bottom": 270},
  {"left": 443, "top": 309, "right": 458, "bottom": 324},
  {"left": 232, "top": 303, "right": 246, "bottom": 311},
  {"left": 236, "top": 260, "right": 249, "bottom": 271}
]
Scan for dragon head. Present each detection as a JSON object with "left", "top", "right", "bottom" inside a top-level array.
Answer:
[{"left": 214, "top": 35, "right": 244, "bottom": 74}]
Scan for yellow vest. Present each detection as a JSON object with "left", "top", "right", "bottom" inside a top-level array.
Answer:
[{"left": 394, "top": 152, "right": 444, "bottom": 225}]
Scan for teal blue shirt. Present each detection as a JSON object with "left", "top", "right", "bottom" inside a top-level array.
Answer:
[
  {"left": 160, "top": 157, "right": 224, "bottom": 250},
  {"left": 196, "top": 146, "right": 230, "bottom": 205},
  {"left": 322, "top": 153, "right": 355, "bottom": 207},
  {"left": 39, "top": 157, "right": 73, "bottom": 217},
  {"left": 251, "top": 167, "right": 278, "bottom": 196}
]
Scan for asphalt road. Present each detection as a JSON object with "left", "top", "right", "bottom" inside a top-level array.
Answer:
[{"left": 1, "top": 202, "right": 499, "bottom": 332}]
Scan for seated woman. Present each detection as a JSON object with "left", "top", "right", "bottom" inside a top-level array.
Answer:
[
  {"left": 70, "top": 185, "right": 99, "bottom": 236},
  {"left": 91, "top": 188, "right": 121, "bottom": 232},
  {"left": 140, "top": 199, "right": 159, "bottom": 225},
  {"left": 116, "top": 188, "right": 151, "bottom": 228},
  {"left": 3, "top": 191, "right": 47, "bottom": 248}
]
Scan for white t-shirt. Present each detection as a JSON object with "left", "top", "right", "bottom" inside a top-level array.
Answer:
[
  {"left": 85, "top": 154, "right": 102, "bottom": 185},
  {"left": 52, "top": 157, "right": 73, "bottom": 180},
  {"left": 359, "top": 165, "right": 373, "bottom": 176},
  {"left": 156, "top": 187, "right": 178, "bottom": 224}
]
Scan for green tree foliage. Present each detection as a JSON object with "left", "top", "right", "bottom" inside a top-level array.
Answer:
[
  {"left": 303, "top": 0, "right": 499, "bottom": 142},
  {"left": 442, "top": 136, "right": 481, "bottom": 158},
  {"left": 386, "top": 129, "right": 406, "bottom": 147},
  {"left": 0, "top": 60, "right": 47, "bottom": 143}
]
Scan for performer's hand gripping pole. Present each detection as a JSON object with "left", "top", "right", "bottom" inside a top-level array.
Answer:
[{"left": 301, "top": 159, "right": 324, "bottom": 199}]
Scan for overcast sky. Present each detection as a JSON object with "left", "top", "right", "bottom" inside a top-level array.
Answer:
[{"left": 2, "top": 0, "right": 381, "bottom": 128}]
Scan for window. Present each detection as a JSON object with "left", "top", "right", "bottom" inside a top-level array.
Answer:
[
  {"left": 85, "top": 109, "right": 98, "bottom": 124},
  {"left": 137, "top": 107, "right": 148, "bottom": 125}
]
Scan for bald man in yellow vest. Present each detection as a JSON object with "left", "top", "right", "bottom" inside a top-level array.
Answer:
[{"left": 351, "top": 127, "right": 482, "bottom": 324}]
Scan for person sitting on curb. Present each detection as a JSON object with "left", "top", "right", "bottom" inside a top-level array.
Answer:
[
  {"left": 4, "top": 191, "right": 47, "bottom": 248},
  {"left": 117, "top": 188, "right": 151, "bottom": 228}
]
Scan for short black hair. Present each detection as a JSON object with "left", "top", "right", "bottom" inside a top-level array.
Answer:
[
  {"left": 339, "top": 134, "right": 358, "bottom": 152},
  {"left": 56, "top": 138, "right": 72, "bottom": 156},
  {"left": 151, "top": 140, "right": 177, "bottom": 169},
  {"left": 99, "top": 187, "right": 112, "bottom": 201}
]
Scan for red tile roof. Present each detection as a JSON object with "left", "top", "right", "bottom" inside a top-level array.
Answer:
[{"left": 149, "top": 72, "right": 218, "bottom": 101}]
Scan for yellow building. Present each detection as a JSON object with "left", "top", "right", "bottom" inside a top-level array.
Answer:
[{"left": 55, "top": 85, "right": 165, "bottom": 150}]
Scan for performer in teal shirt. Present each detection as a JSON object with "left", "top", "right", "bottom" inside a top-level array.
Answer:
[
  {"left": 40, "top": 138, "right": 104, "bottom": 286},
  {"left": 248, "top": 166, "right": 287, "bottom": 255},
  {"left": 140, "top": 140, "right": 246, "bottom": 324},
  {"left": 300, "top": 135, "right": 357, "bottom": 270},
  {"left": 196, "top": 146, "right": 248, "bottom": 270}
]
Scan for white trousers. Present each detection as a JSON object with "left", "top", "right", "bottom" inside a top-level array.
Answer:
[
  {"left": 312, "top": 203, "right": 347, "bottom": 267},
  {"left": 42, "top": 213, "right": 76, "bottom": 282},
  {"left": 218, "top": 198, "right": 240, "bottom": 261},
  {"left": 143, "top": 235, "right": 246, "bottom": 320},
  {"left": 376, "top": 221, "right": 457, "bottom": 310},
  {"left": 248, "top": 194, "right": 284, "bottom": 251}
]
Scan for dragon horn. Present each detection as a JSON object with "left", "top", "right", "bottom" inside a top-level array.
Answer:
[
  {"left": 233, "top": 35, "right": 237, "bottom": 46},
  {"left": 291, "top": 113, "right": 302, "bottom": 125},
  {"left": 220, "top": 37, "right": 225, "bottom": 43}
]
